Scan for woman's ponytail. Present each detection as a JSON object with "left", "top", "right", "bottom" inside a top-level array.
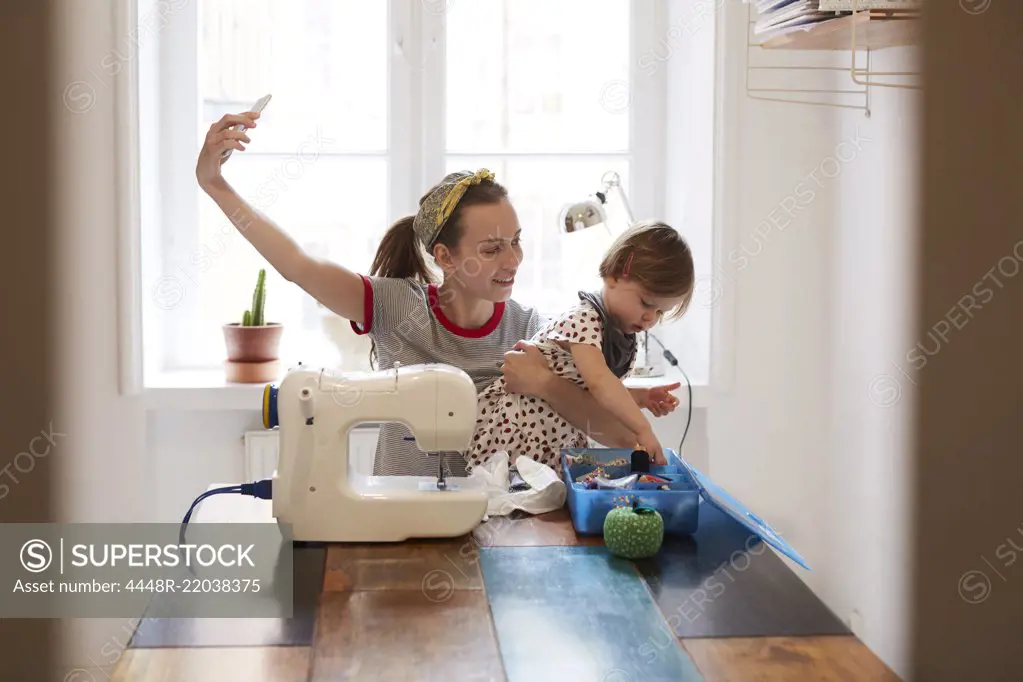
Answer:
[
  {"left": 369, "top": 215, "right": 436, "bottom": 283},
  {"left": 364, "top": 172, "right": 508, "bottom": 368},
  {"left": 366, "top": 216, "right": 434, "bottom": 370}
]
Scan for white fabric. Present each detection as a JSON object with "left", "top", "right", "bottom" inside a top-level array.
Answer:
[{"left": 467, "top": 450, "right": 566, "bottom": 516}]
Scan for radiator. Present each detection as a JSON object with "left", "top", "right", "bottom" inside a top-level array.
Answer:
[
  {"left": 242, "top": 431, "right": 280, "bottom": 482},
  {"left": 242, "top": 428, "right": 379, "bottom": 481}
]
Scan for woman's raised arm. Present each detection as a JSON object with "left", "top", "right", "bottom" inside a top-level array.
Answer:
[{"left": 196, "top": 111, "right": 366, "bottom": 325}]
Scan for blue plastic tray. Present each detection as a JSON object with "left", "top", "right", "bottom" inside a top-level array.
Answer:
[
  {"left": 561, "top": 447, "right": 701, "bottom": 536},
  {"left": 560, "top": 447, "right": 812, "bottom": 570}
]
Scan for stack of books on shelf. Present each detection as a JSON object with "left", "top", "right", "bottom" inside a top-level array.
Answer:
[{"left": 746, "top": 0, "right": 922, "bottom": 42}]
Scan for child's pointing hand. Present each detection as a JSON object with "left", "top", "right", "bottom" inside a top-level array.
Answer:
[{"left": 639, "top": 382, "right": 681, "bottom": 417}]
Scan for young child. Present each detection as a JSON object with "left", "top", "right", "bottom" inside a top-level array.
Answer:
[{"left": 466, "top": 220, "right": 695, "bottom": 472}]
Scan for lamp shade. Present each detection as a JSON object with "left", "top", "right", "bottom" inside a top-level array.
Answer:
[{"left": 557, "top": 194, "right": 608, "bottom": 234}]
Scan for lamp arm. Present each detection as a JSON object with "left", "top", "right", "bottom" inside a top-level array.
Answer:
[{"left": 607, "top": 180, "right": 636, "bottom": 227}]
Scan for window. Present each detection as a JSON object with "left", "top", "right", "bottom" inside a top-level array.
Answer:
[
  {"left": 443, "top": 1, "right": 634, "bottom": 312},
  {"left": 141, "top": 0, "right": 708, "bottom": 384}
]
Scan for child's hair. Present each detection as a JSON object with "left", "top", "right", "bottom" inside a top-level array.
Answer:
[
  {"left": 369, "top": 175, "right": 509, "bottom": 283},
  {"left": 599, "top": 219, "right": 695, "bottom": 320}
]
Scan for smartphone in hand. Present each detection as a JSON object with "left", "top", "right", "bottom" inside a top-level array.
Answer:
[{"left": 222, "top": 93, "right": 272, "bottom": 161}]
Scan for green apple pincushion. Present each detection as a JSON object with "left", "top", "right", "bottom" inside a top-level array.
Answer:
[{"left": 603, "top": 497, "right": 665, "bottom": 559}]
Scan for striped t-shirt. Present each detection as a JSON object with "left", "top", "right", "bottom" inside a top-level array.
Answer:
[{"left": 350, "top": 275, "right": 542, "bottom": 477}]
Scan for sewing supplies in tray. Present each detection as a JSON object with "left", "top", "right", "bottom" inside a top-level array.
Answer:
[
  {"left": 567, "top": 454, "right": 629, "bottom": 468},
  {"left": 569, "top": 452, "right": 674, "bottom": 491},
  {"left": 576, "top": 472, "right": 674, "bottom": 491}
]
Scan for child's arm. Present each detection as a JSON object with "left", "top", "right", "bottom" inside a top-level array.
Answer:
[
  {"left": 500, "top": 341, "right": 637, "bottom": 448},
  {"left": 538, "top": 372, "right": 638, "bottom": 447},
  {"left": 569, "top": 344, "right": 664, "bottom": 460}
]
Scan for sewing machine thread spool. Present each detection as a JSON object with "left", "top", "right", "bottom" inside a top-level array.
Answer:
[{"left": 299, "top": 387, "right": 314, "bottom": 425}]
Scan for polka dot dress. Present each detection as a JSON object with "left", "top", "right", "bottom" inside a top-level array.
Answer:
[{"left": 465, "top": 302, "right": 636, "bottom": 472}]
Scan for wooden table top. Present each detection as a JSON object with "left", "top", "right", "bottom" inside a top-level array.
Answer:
[{"left": 108, "top": 490, "right": 902, "bottom": 682}]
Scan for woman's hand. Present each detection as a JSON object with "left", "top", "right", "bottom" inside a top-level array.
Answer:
[
  {"left": 500, "top": 341, "right": 553, "bottom": 397},
  {"left": 195, "top": 111, "right": 260, "bottom": 191},
  {"left": 635, "top": 383, "right": 681, "bottom": 417},
  {"left": 636, "top": 429, "right": 667, "bottom": 466}
]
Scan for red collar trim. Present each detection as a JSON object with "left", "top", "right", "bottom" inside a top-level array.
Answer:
[{"left": 428, "top": 284, "right": 504, "bottom": 338}]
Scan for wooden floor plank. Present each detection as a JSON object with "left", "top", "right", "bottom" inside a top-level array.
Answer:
[
  {"left": 471, "top": 508, "right": 604, "bottom": 547},
  {"left": 131, "top": 545, "right": 325, "bottom": 648},
  {"left": 110, "top": 646, "right": 312, "bottom": 682},
  {"left": 320, "top": 508, "right": 603, "bottom": 593},
  {"left": 682, "top": 636, "right": 902, "bottom": 682},
  {"left": 480, "top": 546, "right": 704, "bottom": 682},
  {"left": 636, "top": 503, "right": 850, "bottom": 638},
  {"left": 310, "top": 590, "right": 504, "bottom": 682},
  {"left": 322, "top": 537, "right": 483, "bottom": 592}
]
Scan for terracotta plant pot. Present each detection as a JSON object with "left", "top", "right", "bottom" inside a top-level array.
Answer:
[
  {"left": 223, "top": 322, "right": 283, "bottom": 383},
  {"left": 223, "top": 322, "right": 283, "bottom": 361}
]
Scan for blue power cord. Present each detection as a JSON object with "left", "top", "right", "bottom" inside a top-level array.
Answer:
[
  {"left": 178, "top": 479, "right": 274, "bottom": 547},
  {"left": 181, "top": 480, "right": 274, "bottom": 524}
]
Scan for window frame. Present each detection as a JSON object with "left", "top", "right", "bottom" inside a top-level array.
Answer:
[{"left": 137, "top": 0, "right": 692, "bottom": 386}]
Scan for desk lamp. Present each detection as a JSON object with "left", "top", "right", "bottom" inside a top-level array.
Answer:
[{"left": 557, "top": 171, "right": 663, "bottom": 377}]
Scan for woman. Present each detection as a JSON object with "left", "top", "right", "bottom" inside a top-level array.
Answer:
[{"left": 195, "top": 110, "right": 644, "bottom": 477}]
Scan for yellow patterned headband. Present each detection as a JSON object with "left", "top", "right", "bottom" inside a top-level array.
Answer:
[{"left": 413, "top": 169, "right": 496, "bottom": 248}]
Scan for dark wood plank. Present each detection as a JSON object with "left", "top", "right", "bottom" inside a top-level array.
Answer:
[
  {"left": 635, "top": 502, "right": 850, "bottom": 638},
  {"left": 479, "top": 546, "right": 704, "bottom": 682},
  {"left": 128, "top": 616, "right": 317, "bottom": 650},
  {"left": 310, "top": 590, "right": 504, "bottom": 682},
  {"left": 111, "top": 647, "right": 312, "bottom": 682},
  {"left": 682, "top": 636, "right": 902, "bottom": 682},
  {"left": 471, "top": 508, "right": 605, "bottom": 547},
  {"left": 322, "top": 537, "right": 483, "bottom": 592},
  {"left": 320, "top": 508, "right": 603, "bottom": 593},
  {"left": 130, "top": 545, "right": 324, "bottom": 647}
]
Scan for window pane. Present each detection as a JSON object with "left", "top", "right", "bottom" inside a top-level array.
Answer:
[
  {"left": 184, "top": 156, "right": 387, "bottom": 368},
  {"left": 445, "top": 0, "right": 631, "bottom": 153},
  {"left": 446, "top": 156, "right": 631, "bottom": 316},
  {"left": 200, "top": 0, "right": 387, "bottom": 152}
]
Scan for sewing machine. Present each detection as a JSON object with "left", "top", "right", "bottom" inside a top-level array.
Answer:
[{"left": 263, "top": 363, "right": 489, "bottom": 542}]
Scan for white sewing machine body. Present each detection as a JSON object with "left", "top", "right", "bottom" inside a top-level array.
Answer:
[{"left": 266, "top": 363, "right": 488, "bottom": 542}]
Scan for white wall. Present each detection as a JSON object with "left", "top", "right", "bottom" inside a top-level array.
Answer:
[
  {"left": 146, "top": 410, "right": 263, "bottom": 518},
  {"left": 709, "top": 11, "right": 840, "bottom": 621},
  {"left": 50, "top": 0, "right": 155, "bottom": 676},
  {"left": 709, "top": 2, "right": 919, "bottom": 678},
  {"left": 826, "top": 49, "right": 919, "bottom": 676}
]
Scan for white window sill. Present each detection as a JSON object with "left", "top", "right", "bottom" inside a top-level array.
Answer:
[
  {"left": 144, "top": 370, "right": 274, "bottom": 411},
  {"left": 144, "top": 364, "right": 711, "bottom": 411}
]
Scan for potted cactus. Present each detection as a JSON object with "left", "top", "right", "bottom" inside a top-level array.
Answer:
[{"left": 222, "top": 268, "right": 283, "bottom": 383}]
